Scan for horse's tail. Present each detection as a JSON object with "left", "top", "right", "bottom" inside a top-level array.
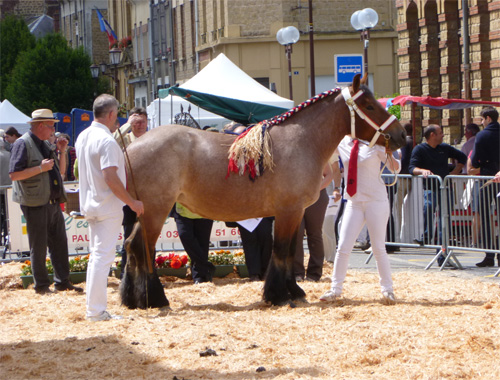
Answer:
[{"left": 119, "top": 222, "right": 169, "bottom": 309}]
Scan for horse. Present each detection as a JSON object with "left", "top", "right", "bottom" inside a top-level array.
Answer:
[{"left": 120, "top": 74, "right": 406, "bottom": 308}]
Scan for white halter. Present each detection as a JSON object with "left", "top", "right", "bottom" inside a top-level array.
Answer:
[{"left": 341, "top": 86, "right": 397, "bottom": 148}]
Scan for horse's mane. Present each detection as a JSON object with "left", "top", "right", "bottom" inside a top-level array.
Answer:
[
  {"left": 226, "top": 88, "right": 342, "bottom": 180},
  {"left": 262, "top": 87, "right": 342, "bottom": 128}
]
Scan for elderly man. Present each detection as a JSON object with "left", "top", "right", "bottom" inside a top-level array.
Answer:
[
  {"left": 9, "top": 109, "right": 82, "bottom": 294},
  {"left": 76, "top": 94, "right": 144, "bottom": 321},
  {"left": 409, "top": 124, "right": 467, "bottom": 265}
]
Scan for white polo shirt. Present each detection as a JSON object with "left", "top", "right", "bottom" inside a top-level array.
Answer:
[
  {"left": 338, "top": 136, "right": 400, "bottom": 202},
  {"left": 75, "top": 121, "right": 126, "bottom": 218}
]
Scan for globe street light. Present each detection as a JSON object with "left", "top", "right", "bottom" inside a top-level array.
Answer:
[
  {"left": 351, "top": 8, "right": 379, "bottom": 86},
  {"left": 276, "top": 26, "right": 300, "bottom": 100}
]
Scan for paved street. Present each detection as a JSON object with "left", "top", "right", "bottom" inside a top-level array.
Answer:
[{"left": 346, "top": 246, "right": 500, "bottom": 283}]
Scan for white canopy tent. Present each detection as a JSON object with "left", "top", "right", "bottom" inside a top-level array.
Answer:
[
  {"left": 149, "top": 53, "right": 294, "bottom": 128},
  {"left": 147, "top": 96, "right": 230, "bottom": 130},
  {"left": 0, "top": 100, "right": 31, "bottom": 134}
]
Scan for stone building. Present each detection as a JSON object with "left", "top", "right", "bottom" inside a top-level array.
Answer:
[
  {"left": 0, "top": 0, "right": 60, "bottom": 28},
  {"left": 396, "top": 0, "right": 500, "bottom": 143},
  {"left": 105, "top": 0, "right": 399, "bottom": 110}
]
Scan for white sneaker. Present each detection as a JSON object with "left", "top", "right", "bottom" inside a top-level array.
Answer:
[
  {"left": 87, "top": 311, "right": 123, "bottom": 322},
  {"left": 319, "top": 290, "right": 340, "bottom": 302},
  {"left": 382, "top": 291, "right": 396, "bottom": 305}
]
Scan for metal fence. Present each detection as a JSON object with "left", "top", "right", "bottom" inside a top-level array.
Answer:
[{"left": 364, "top": 174, "right": 499, "bottom": 276}]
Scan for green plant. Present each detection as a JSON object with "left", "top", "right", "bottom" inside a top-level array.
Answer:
[
  {"left": 208, "top": 250, "right": 246, "bottom": 265},
  {"left": 20, "top": 255, "right": 89, "bottom": 276}
]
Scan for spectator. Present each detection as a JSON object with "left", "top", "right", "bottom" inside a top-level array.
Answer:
[
  {"left": 294, "top": 162, "right": 334, "bottom": 282},
  {"left": 112, "top": 107, "right": 149, "bottom": 275},
  {"left": 9, "top": 109, "right": 82, "bottom": 294},
  {"left": 222, "top": 123, "right": 273, "bottom": 281},
  {"left": 76, "top": 94, "right": 144, "bottom": 321},
  {"left": 0, "top": 130, "right": 11, "bottom": 246},
  {"left": 409, "top": 124, "right": 467, "bottom": 265},
  {"left": 469, "top": 107, "right": 500, "bottom": 267},
  {"left": 4, "top": 126, "right": 22, "bottom": 151},
  {"left": 171, "top": 203, "right": 215, "bottom": 284},
  {"left": 56, "top": 133, "right": 77, "bottom": 181}
]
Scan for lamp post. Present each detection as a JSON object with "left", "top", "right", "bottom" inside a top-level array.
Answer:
[
  {"left": 90, "top": 64, "right": 99, "bottom": 97},
  {"left": 90, "top": 48, "right": 122, "bottom": 101},
  {"left": 276, "top": 26, "right": 300, "bottom": 100},
  {"left": 109, "top": 47, "right": 122, "bottom": 100},
  {"left": 350, "top": 8, "right": 379, "bottom": 87}
]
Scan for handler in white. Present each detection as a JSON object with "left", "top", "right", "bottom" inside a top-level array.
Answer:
[
  {"left": 76, "top": 94, "right": 144, "bottom": 321},
  {"left": 320, "top": 135, "right": 400, "bottom": 304}
]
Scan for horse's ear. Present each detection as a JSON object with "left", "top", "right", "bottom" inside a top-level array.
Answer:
[
  {"left": 360, "top": 73, "right": 368, "bottom": 85},
  {"left": 352, "top": 74, "right": 361, "bottom": 93}
]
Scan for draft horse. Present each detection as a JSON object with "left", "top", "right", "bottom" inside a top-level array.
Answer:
[{"left": 121, "top": 74, "right": 406, "bottom": 308}]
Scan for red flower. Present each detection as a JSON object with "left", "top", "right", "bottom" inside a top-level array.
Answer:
[
  {"left": 180, "top": 255, "right": 188, "bottom": 265},
  {"left": 170, "top": 258, "right": 182, "bottom": 269}
]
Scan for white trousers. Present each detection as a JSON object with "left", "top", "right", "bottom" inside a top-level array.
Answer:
[
  {"left": 86, "top": 213, "right": 122, "bottom": 318},
  {"left": 331, "top": 199, "right": 393, "bottom": 294}
]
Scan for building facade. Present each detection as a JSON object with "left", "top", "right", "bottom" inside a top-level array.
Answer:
[{"left": 396, "top": 0, "right": 500, "bottom": 143}]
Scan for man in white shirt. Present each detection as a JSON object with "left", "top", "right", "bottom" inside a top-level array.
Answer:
[{"left": 76, "top": 94, "right": 144, "bottom": 322}]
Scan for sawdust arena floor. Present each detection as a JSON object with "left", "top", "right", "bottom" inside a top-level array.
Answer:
[{"left": 0, "top": 260, "right": 499, "bottom": 380}]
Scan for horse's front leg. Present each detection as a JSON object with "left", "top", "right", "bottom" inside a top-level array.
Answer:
[{"left": 263, "top": 210, "right": 305, "bottom": 306}]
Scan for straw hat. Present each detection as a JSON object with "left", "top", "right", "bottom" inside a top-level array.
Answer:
[{"left": 27, "top": 109, "right": 59, "bottom": 123}]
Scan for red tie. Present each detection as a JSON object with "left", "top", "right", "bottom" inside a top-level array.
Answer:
[{"left": 346, "top": 139, "right": 359, "bottom": 197}]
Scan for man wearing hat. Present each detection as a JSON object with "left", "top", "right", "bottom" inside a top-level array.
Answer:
[{"left": 9, "top": 109, "right": 83, "bottom": 294}]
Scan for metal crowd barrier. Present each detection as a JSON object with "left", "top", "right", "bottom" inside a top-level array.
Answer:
[
  {"left": 364, "top": 174, "right": 499, "bottom": 275},
  {"left": 443, "top": 175, "right": 499, "bottom": 276}
]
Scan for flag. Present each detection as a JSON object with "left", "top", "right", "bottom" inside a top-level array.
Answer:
[{"left": 95, "top": 8, "right": 117, "bottom": 44}]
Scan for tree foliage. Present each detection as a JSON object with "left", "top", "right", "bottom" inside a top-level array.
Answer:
[
  {"left": 5, "top": 33, "right": 96, "bottom": 114},
  {"left": 0, "top": 15, "right": 36, "bottom": 100}
]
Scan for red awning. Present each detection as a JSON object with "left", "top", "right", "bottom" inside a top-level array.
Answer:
[{"left": 391, "top": 95, "right": 500, "bottom": 110}]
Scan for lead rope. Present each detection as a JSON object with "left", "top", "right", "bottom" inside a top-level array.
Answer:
[
  {"left": 117, "top": 129, "right": 152, "bottom": 312},
  {"left": 379, "top": 138, "right": 398, "bottom": 187}
]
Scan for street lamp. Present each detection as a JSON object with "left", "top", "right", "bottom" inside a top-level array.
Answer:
[
  {"left": 90, "top": 48, "right": 122, "bottom": 100},
  {"left": 351, "top": 8, "right": 379, "bottom": 86},
  {"left": 109, "top": 47, "right": 122, "bottom": 99},
  {"left": 276, "top": 26, "right": 300, "bottom": 100},
  {"left": 90, "top": 64, "right": 99, "bottom": 96}
]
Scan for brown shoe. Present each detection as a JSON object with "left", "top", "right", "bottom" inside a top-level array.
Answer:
[{"left": 55, "top": 283, "right": 84, "bottom": 292}]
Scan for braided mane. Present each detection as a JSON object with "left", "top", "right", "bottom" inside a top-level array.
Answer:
[{"left": 226, "top": 88, "right": 342, "bottom": 180}]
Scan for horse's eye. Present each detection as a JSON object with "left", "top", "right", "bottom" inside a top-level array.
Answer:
[{"left": 366, "top": 105, "right": 375, "bottom": 111}]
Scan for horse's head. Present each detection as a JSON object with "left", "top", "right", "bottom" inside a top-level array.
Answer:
[{"left": 342, "top": 74, "right": 406, "bottom": 151}]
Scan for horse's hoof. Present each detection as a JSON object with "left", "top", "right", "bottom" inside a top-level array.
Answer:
[
  {"left": 293, "top": 297, "right": 308, "bottom": 304},
  {"left": 157, "top": 306, "right": 173, "bottom": 316}
]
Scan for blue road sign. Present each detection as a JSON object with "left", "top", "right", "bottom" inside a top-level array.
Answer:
[{"left": 335, "top": 54, "right": 363, "bottom": 84}]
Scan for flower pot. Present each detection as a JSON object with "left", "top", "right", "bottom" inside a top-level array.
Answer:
[
  {"left": 213, "top": 265, "right": 235, "bottom": 278},
  {"left": 235, "top": 264, "right": 249, "bottom": 278},
  {"left": 20, "top": 271, "right": 88, "bottom": 289},
  {"left": 157, "top": 267, "right": 188, "bottom": 278},
  {"left": 113, "top": 267, "right": 188, "bottom": 279}
]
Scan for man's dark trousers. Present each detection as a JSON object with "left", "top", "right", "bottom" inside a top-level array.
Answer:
[{"left": 21, "top": 202, "right": 70, "bottom": 289}]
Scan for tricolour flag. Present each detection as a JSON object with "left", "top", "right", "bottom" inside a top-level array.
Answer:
[{"left": 95, "top": 8, "right": 118, "bottom": 44}]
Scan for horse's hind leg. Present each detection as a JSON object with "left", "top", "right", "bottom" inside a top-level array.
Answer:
[
  {"left": 120, "top": 217, "right": 169, "bottom": 309},
  {"left": 263, "top": 211, "right": 305, "bottom": 305}
]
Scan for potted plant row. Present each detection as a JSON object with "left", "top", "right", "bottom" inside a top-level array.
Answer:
[
  {"left": 20, "top": 255, "right": 90, "bottom": 289},
  {"left": 113, "top": 250, "right": 249, "bottom": 279}
]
